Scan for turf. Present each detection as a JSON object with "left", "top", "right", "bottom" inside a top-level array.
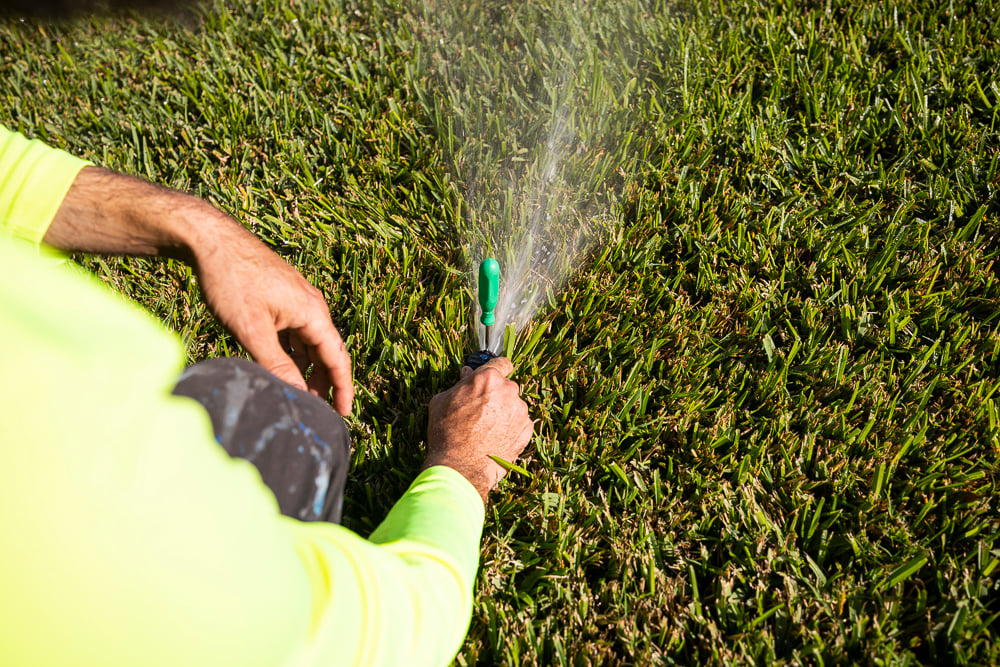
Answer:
[{"left": 2, "top": 0, "right": 1000, "bottom": 663}]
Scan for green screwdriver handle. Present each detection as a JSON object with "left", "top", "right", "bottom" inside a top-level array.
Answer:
[{"left": 478, "top": 258, "right": 500, "bottom": 326}]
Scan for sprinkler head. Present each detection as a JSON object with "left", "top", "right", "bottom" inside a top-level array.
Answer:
[{"left": 463, "top": 349, "right": 497, "bottom": 370}]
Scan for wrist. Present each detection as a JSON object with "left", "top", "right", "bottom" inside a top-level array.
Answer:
[
  {"left": 168, "top": 193, "right": 239, "bottom": 265},
  {"left": 173, "top": 194, "right": 260, "bottom": 271}
]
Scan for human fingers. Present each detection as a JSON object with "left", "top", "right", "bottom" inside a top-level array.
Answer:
[
  {"left": 472, "top": 355, "right": 514, "bottom": 379},
  {"left": 280, "top": 330, "right": 312, "bottom": 379},
  {"left": 485, "top": 397, "right": 534, "bottom": 485},
  {"left": 240, "top": 313, "right": 309, "bottom": 391},
  {"left": 515, "top": 412, "right": 535, "bottom": 450},
  {"left": 293, "top": 316, "right": 354, "bottom": 416},
  {"left": 446, "top": 357, "right": 512, "bottom": 394},
  {"left": 305, "top": 339, "right": 333, "bottom": 399}
]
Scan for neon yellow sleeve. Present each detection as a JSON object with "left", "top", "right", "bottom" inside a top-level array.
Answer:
[
  {"left": 0, "top": 125, "right": 91, "bottom": 244},
  {"left": 0, "top": 132, "right": 484, "bottom": 666}
]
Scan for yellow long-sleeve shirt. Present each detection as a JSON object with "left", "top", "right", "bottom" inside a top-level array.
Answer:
[{"left": 0, "top": 126, "right": 484, "bottom": 666}]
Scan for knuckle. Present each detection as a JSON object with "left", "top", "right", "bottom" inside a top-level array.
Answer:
[
  {"left": 471, "top": 368, "right": 497, "bottom": 389},
  {"left": 299, "top": 281, "right": 324, "bottom": 304},
  {"left": 310, "top": 286, "right": 328, "bottom": 304},
  {"left": 310, "top": 294, "right": 330, "bottom": 314}
]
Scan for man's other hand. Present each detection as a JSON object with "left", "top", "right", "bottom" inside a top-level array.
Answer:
[
  {"left": 424, "top": 357, "right": 533, "bottom": 504},
  {"left": 46, "top": 166, "right": 354, "bottom": 415},
  {"left": 191, "top": 222, "right": 354, "bottom": 415}
]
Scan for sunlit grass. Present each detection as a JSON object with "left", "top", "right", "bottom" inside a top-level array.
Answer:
[{"left": 2, "top": 0, "right": 999, "bottom": 663}]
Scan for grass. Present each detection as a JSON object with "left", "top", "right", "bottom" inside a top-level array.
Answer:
[{"left": 3, "top": 0, "right": 1000, "bottom": 663}]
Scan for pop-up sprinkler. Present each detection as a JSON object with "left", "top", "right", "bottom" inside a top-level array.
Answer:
[{"left": 463, "top": 257, "right": 500, "bottom": 370}]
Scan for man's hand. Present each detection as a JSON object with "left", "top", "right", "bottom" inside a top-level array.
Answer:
[
  {"left": 45, "top": 166, "right": 354, "bottom": 415},
  {"left": 424, "top": 357, "right": 533, "bottom": 505},
  {"left": 189, "top": 221, "right": 354, "bottom": 415}
]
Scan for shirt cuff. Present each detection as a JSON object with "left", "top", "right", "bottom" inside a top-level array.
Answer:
[
  {"left": 368, "top": 466, "right": 486, "bottom": 584},
  {"left": 0, "top": 126, "right": 92, "bottom": 246}
]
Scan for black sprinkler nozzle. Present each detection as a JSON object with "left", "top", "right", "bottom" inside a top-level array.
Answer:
[{"left": 463, "top": 349, "right": 497, "bottom": 370}]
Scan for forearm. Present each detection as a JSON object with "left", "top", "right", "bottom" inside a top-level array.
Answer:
[
  {"left": 18, "top": 138, "right": 354, "bottom": 410},
  {"left": 43, "top": 165, "right": 252, "bottom": 265}
]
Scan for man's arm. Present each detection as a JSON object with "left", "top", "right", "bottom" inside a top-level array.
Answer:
[
  {"left": 45, "top": 165, "right": 355, "bottom": 414},
  {"left": 0, "top": 124, "right": 352, "bottom": 414},
  {"left": 0, "top": 124, "right": 534, "bottom": 665}
]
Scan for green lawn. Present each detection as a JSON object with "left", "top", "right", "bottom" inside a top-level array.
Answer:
[{"left": 3, "top": 0, "right": 1000, "bottom": 663}]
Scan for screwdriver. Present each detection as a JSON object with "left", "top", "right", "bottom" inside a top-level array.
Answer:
[
  {"left": 478, "top": 257, "right": 500, "bottom": 348},
  {"left": 463, "top": 258, "right": 500, "bottom": 370}
]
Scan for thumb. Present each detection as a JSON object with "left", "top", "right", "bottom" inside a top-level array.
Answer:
[
  {"left": 460, "top": 366, "right": 474, "bottom": 380},
  {"left": 475, "top": 355, "right": 514, "bottom": 378}
]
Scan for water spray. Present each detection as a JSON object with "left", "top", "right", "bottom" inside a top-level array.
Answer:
[
  {"left": 463, "top": 257, "right": 500, "bottom": 370},
  {"left": 418, "top": 3, "right": 632, "bottom": 371}
]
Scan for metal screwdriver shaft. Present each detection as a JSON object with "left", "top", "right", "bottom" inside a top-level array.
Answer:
[{"left": 478, "top": 257, "right": 500, "bottom": 348}]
